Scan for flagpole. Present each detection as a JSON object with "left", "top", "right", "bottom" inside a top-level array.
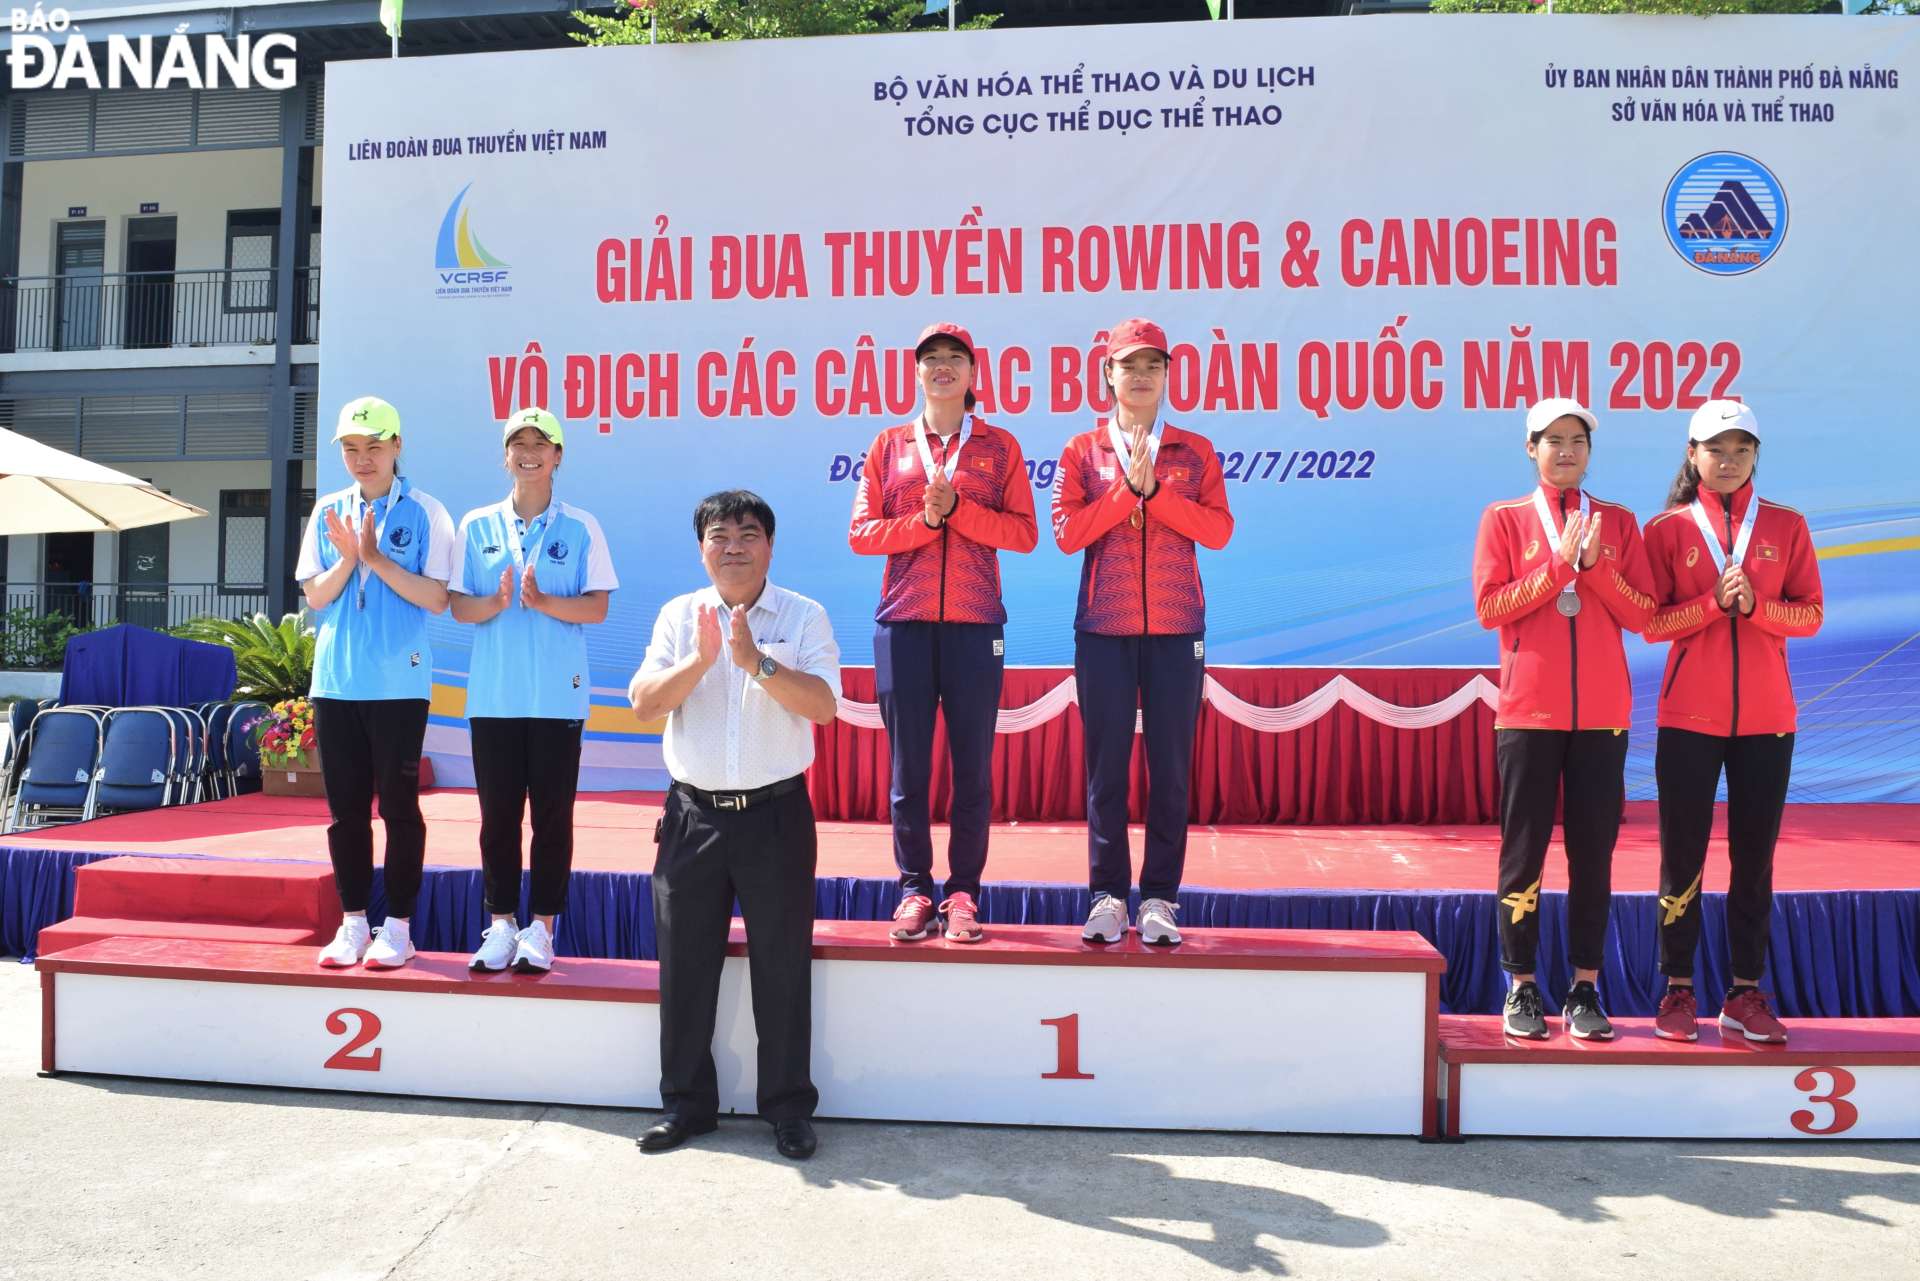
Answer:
[{"left": 949, "top": 1, "right": 956, "bottom": 31}]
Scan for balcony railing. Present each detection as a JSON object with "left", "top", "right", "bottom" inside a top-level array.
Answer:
[
  {"left": 0, "top": 268, "right": 320, "bottom": 354},
  {"left": 2, "top": 582, "right": 272, "bottom": 667}
]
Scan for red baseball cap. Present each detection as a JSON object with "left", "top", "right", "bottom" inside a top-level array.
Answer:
[
  {"left": 1106, "top": 317, "right": 1169, "bottom": 360},
  {"left": 915, "top": 322, "right": 975, "bottom": 359}
]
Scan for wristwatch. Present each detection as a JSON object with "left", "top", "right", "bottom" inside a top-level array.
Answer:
[{"left": 753, "top": 653, "right": 777, "bottom": 682}]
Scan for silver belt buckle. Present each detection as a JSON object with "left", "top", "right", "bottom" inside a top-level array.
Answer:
[{"left": 713, "top": 792, "right": 746, "bottom": 811}]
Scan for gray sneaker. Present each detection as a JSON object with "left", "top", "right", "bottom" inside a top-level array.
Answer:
[
  {"left": 1138, "top": 897, "right": 1182, "bottom": 946},
  {"left": 1081, "top": 893, "right": 1129, "bottom": 944},
  {"left": 1502, "top": 981, "right": 1548, "bottom": 1040},
  {"left": 1562, "top": 981, "right": 1615, "bottom": 1040}
]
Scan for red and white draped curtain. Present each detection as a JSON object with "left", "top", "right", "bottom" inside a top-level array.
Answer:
[{"left": 809, "top": 666, "right": 1499, "bottom": 825}]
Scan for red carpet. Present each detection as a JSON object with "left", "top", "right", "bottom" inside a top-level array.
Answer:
[{"left": 3, "top": 791, "right": 1912, "bottom": 893}]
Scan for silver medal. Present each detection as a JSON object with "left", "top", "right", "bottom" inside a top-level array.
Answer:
[{"left": 1556, "top": 590, "right": 1582, "bottom": 617}]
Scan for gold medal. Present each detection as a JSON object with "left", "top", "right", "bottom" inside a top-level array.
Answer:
[{"left": 1130, "top": 508, "right": 1144, "bottom": 530}]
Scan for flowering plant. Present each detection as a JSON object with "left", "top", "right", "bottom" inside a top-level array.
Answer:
[{"left": 257, "top": 698, "right": 318, "bottom": 768}]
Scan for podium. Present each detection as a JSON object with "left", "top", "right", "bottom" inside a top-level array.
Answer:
[
  {"left": 1438, "top": 1015, "right": 1920, "bottom": 1139},
  {"left": 39, "top": 921, "right": 1445, "bottom": 1136}
]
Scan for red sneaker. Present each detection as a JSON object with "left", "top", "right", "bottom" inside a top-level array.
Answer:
[
  {"left": 1653, "top": 987, "right": 1699, "bottom": 1042},
  {"left": 890, "top": 894, "right": 937, "bottom": 941},
  {"left": 940, "top": 893, "right": 984, "bottom": 943},
  {"left": 1719, "top": 989, "right": 1789, "bottom": 1043}
]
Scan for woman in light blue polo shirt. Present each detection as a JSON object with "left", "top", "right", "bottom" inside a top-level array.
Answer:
[
  {"left": 451, "top": 407, "right": 619, "bottom": 974},
  {"left": 299, "top": 396, "right": 456, "bottom": 971}
]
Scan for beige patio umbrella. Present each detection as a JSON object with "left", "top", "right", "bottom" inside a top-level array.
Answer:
[{"left": 0, "top": 426, "right": 206, "bottom": 533}]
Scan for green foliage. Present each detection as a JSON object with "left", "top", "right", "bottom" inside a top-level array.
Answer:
[
  {"left": 173, "top": 613, "right": 316, "bottom": 705},
  {"left": 0, "top": 608, "right": 81, "bottom": 672},
  {"left": 1431, "top": 0, "right": 1827, "bottom": 12},
  {"left": 572, "top": 0, "right": 995, "bottom": 45}
]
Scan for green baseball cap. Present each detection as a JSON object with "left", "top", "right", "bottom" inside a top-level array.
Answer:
[
  {"left": 502, "top": 406, "right": 564, "bottom": 447},
  {"left": 332, "top": 396, "right": 401, "bottom": 442}
]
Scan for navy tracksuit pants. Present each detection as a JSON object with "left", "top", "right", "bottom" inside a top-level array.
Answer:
[
  {"left": 874, "top": 620, "right": 1003, "bottom": 903},
  {"left": 1075, "top": 631, "right": 1207, "bottom": 903}
]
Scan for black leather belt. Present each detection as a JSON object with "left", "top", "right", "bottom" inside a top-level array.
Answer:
[{"left": 671, "top": 775, "right": 805, "bottom": 813}]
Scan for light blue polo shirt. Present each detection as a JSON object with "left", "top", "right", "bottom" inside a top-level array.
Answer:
[
  {"left": 451, "top": 497, "right": 619, "bottom": 721},
  {"left": 297, "top": 477, "right": 456, "bottom": 702}
]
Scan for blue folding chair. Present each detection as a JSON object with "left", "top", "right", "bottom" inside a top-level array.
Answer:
[
  {"left": 201, "top": 704, "right": 236, "bottom": 799},
  {"left": 3, "top": 706, "right": 104, "bottom": 833},
  {"left": 94, "top": 707, "right": 178, "bottom": 814},
  {"left": 159, "top": 708, "right": 204, "bottom": 805},
  {"left": 227, "top": 702, "right": 270, "bottom": 795}
]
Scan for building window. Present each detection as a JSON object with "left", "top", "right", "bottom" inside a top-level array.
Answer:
[
  {"left": 219, "top": 489, "right": 269, "bottom": 587},
  {"left": 224, "top": 209, "right": 321, "bottom": 314},
  {"left": 224, "top": 210, "right": 277, "bottom": 313},
  {"left": 218, "top": 488, "right": 312, "bottom": 591}
]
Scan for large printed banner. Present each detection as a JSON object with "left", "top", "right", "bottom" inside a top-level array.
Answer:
[{"left": 323, "top": 17, "right": 1919, "bottom": 799}]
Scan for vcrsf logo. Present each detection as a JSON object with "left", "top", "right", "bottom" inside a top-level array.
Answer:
[
  {"left": 434, "top": 183, "right": 512, "bottom": 298},
  {"left": 8, "top": 8, "right": 297, "bottom": 91}
]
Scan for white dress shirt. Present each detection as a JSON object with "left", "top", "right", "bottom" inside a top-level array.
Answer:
[{"left": 632, "top": 579, "right": 842, "bottom": 791}]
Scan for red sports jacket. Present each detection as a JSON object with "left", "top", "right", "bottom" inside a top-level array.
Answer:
[
  {"left": 848, "top": 417, "right": 1037, "bottom": 624},
  {"left": 1642, "top": 483, "right": 1823, "bottom": 736},
  {"left": 1473, "top": 484, "right": 1656, "bottom": 731},
  {"left": 1050, "top": 421, "right": 1233, "bottom": 636}
]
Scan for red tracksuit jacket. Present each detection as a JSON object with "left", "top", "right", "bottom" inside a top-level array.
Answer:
[
  {"left": 1050, "top": 420, "right": 1234, "bottom": 636},
  {"left": 848, "top": 417, "right": 1037, "bottom": 624},
  {"left": 1642, "top": 483, "right": 1823, "bottom": 736},
  {"left": 1473, "top": 484, "right": 1656, "bottom": 731}
]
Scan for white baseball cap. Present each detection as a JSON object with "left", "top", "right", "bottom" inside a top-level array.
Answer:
[
  {"left": 1688, "top": 399, "right": 1760, "bottom": 444},
  {"left": 1524, "top": 397, "right": 1597, "bottom": 441}
]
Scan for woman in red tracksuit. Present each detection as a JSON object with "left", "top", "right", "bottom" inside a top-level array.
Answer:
[
  {"left": 849, "top": 321, "right": 1037, "bottom": 944},
  {"left": 1641, "top": 399, "right": 1823, "bottom": 1045},
  {"left": 1052, "top": 317, "right": 1234, "bottom": 948},
  {"left": 1472, "top": 398, "right": 1654, "bottom": 1042}
]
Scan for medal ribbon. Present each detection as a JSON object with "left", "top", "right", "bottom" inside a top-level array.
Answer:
[
  {"left": 912, "top": 414, "right": 973, "bottom": 483},
  {"left": 1531, "top": 487, "right": 1589, "bottom": 604},
  {"left": 1688, "top": 493, "right": 1757, "bottom": 578}
]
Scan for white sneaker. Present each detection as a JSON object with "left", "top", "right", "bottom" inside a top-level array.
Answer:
[
  {"left": 1082, "top": 893, "right": 1129, "bottom": 944},
  {"left": 1139, "top": 897, "right": 1183, "bottom": 946},
  {"left": 317, "top": 916, "right": 372, "bottom": 968},
  {"left": 363, "top": 917, "right": 415, "bottom": 970},
  {"left": 512, "top": 919, "right": 554, "bottom": 973},
  {"left": 469, "top": 918, "right": 518, "bottom": 972}
]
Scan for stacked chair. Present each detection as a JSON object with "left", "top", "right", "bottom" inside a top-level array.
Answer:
[{"left": 1, "top": 699, "right": 272, "bottom": 833}]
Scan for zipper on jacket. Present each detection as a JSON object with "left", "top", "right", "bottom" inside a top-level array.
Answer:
[
  {"left": 1139, "top": 501, "right": 1150, "bottom": 635},
  {"left": 1726, "top": 502, "right": 1740, "bottom": 736},
  {"left": 1563, "top": 489, "right": 1579, "bottom": 730},
  {"left": 1663, "top": 646, "right": 1688, "bottom": 699}
]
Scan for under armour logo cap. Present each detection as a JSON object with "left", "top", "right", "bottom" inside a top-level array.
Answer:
[
  {"left": 1688, "top": 399, "right": 1759, "bottom": 444},
  {"left": 332, "top": 395, "right": 402, "bottom": 442},
  {"left": 502, "top": 406, "right": 565, "bottom": 447}
]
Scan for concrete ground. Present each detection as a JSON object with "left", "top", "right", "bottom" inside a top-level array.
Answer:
[{"left": 1, "top": 961, "right": 1915, "bottom": 1281}]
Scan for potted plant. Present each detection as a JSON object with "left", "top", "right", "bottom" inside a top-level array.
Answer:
[{"left": 255, "top": 696, "right": 324, "bottom": 797}]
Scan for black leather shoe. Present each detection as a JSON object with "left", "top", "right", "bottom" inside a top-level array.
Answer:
[
  {"left": 773, "top": 1117, "right": 817, "bottom": 1160},
  {"left": 638, "top": 1112, "right": 717, "bottom": 1153}
]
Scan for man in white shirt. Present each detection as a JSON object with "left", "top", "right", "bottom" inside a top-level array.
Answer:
[{"left": 628, "top": 490, "right": 841, "bottom": 1160}]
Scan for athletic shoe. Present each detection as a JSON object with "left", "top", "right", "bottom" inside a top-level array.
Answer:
[
  {"left": 1719, "top": 988, "right": 1788, "bottom": 1043},
  {"left": 1138, "top": 897, "right": 1182, "bottom": 946},
  {"left": 1653, "top": 986, "right": 1700, "bottom": 1042},
  {"left": 890, "top": 894, "right": 938, "bottom": 941},
  {"left": 1082, "top": 893, "right": 1129, "bottom": 944},
  {"left": 1562, "top": 980, "right": 1615, "bottom": 1041},
  {"left": 317, "top": 916, "right": 372, "bottom": 968},
  {"left": 512, "top": 919, "right": 555, "bottom": 973},
  {"left": 1502, "top": 981, "right": 1549, "bottom": 1041},
  {"left": 940, "top": 893, "right": 984, "bottom": 943},
  {"left": 469, "top": 919, "right": 519, "bottom": 972},
  {"left": 363, "top": 917, "right": 415, "bottom": 970}
]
